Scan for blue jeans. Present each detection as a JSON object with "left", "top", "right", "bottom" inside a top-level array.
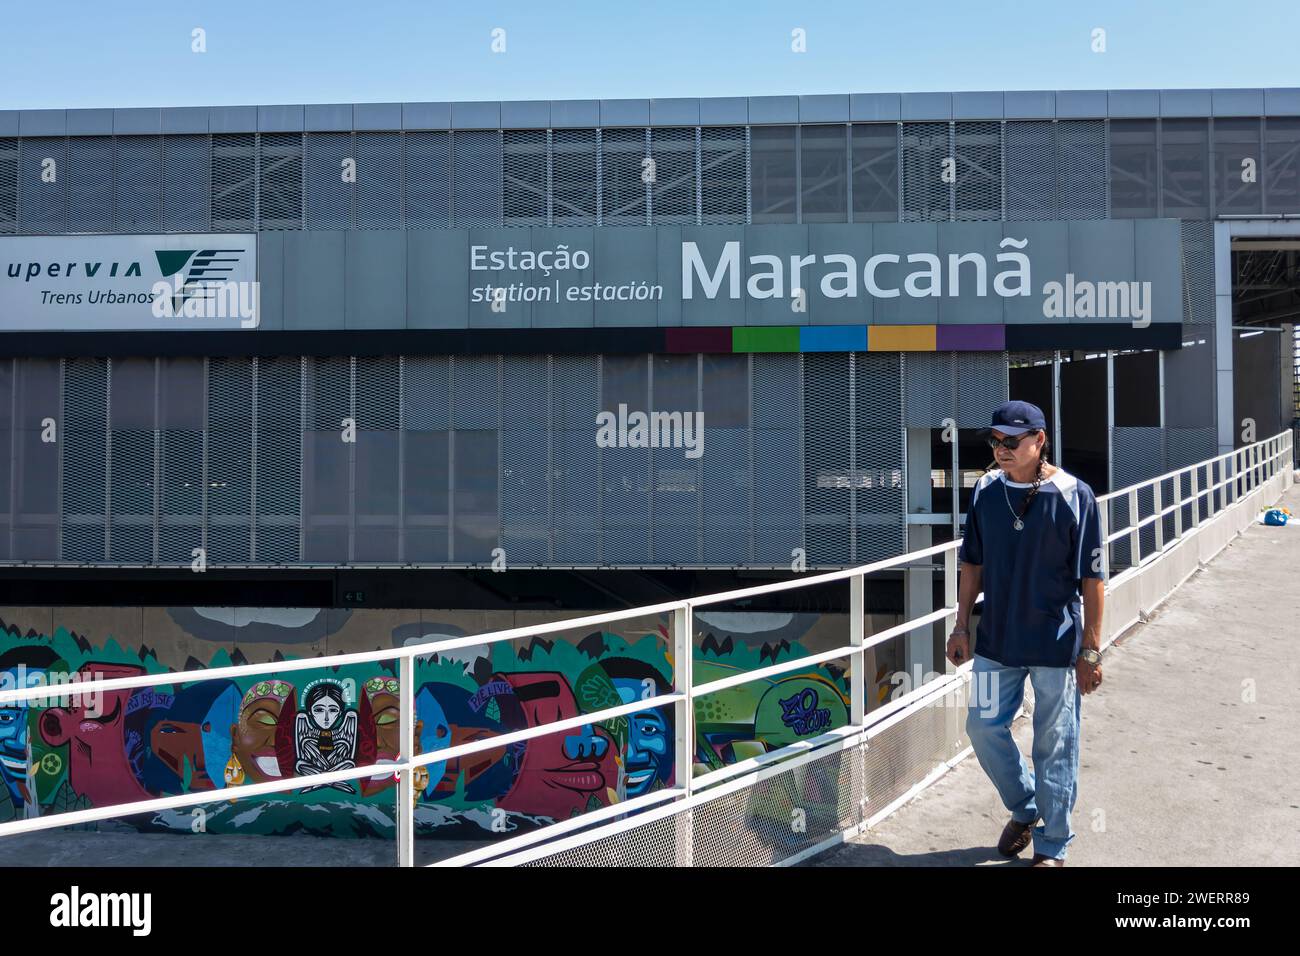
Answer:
[{"left": 965, "top": 652, "right": 1081, "bottom": 860}]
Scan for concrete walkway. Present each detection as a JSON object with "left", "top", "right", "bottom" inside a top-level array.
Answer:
[{"left": 811, "top": 481, "right": 1300, "bottom": 867}]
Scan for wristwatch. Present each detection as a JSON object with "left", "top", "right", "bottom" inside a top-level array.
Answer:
[{"left": 1078, "top": 648, "right": 1101, "bottom": 666}]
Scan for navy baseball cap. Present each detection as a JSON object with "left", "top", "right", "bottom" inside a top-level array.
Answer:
[{"left": 984, "top": 400, "right": 1047, "bottom": 436}]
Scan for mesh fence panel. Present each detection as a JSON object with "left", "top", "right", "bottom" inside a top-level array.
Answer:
[
  {"left": 551, "top": 128, "right": 598, "bottom": 226},
  {"left": 699, "top": 126, "right": 748, "bottom": 224},
  {"left": 650, "top": 127, "right": 697, "bottom": 225},
  {"left": 19, "top": 137, "right": 65, "bottom": 234},
  {"left": 305, "top": 132, "right": 353, "bottom": 230},
  {"left": 211, "top": 133, "right": 257, "bottom": 232},
  {"left": 1005, "top": 121, "right": 1056, "bottom": 220},
  {"left": 65, "top": 136, "right": 114, "bottom": 233},
  {"left": 901, "top": 122, "right": 950, "bottom": 222},
  {"left": 404, "top": 132, "right": 451, "bottom": 229},
  {"left": 354, "top": 132, "right": 402, "bottom": 230},
  {"left": 600, "top": 127, "right": 649, "bottom": 226},
  {"left": 257, "top": 132, "right": 303, "bottom": 230},
  {"left": 452, "top": 130, "right": 501, "bottom": 228},
  {"left": 502, "top": 129, "right": 548, "bottom": 227},
  {"left": 161, "top": 134, "right": 211, "bottom": 232},
  {"left": 1057, "top": 120, "right": 1107, "bottom": 220},
  {"left": 953, "top": 122, "right": 1002, "bottom": 221},
  {"left": 114, "top": 135, "right": 163, "bottom": 233},
  {"left": 0, "top": 138, "right": 16, "bottom": 234}
]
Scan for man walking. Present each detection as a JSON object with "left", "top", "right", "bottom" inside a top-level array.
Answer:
[{"left": 946, "top": 400, "right": 1105, "bottom": 867}]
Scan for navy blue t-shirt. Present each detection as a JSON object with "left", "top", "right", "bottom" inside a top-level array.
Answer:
[{"left": 957, "top": 466, "right": 1104, "bottom": 667}]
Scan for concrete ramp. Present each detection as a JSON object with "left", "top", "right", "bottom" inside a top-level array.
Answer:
[{"left": 810, "top": 482, "right": 1300, "bottom": 867}]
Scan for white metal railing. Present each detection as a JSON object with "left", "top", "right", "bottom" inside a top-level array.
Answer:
[{"left": 0, "top": 430, "right": 1291, "bottom": 867}]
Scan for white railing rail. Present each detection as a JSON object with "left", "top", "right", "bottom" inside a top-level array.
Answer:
[{"left": 0, "top": 429, "right": 1291, "bottom": 866}]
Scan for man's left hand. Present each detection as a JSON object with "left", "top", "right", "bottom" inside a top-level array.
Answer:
[{"left": 1076, "top": 658, "right": 1102, "bottom": 695}]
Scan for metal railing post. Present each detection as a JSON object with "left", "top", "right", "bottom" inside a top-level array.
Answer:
[
  {"left": 1172, "top": 472, "right": 1182, "bottom": 541},
  {"left": 397, "top": 653, "right": 415, "bottom": 867},
  {"left": 1127, "top": 488, "right": 1141, "bottom": 567},
  {"left": 943, "top": 546, "right": 957, "bottom": 671},
  {"left": 672, "top": 602, "right": 694, "bottom": 866},
  {"left": 1153, "top": 480, "right": 1164, "bottom": 552},
  {"left": 849, "top": 573, "right": 865, "bottom": 724},
  {"left": 1098, "top": 498, "right": 1111, "bottom": 579},
  {"left": 1190, "top": 466, "right": 1201, "bottom": 527}
]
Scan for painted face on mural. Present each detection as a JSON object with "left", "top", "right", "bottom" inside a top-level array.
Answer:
[
  {"left": 310, "top": 697, "right": 341, "bottom": 731},
  {"left": 38, "top": 663, "right": 151, "bottom": 808},
  {"left": 0, "top": 662, "right": 49, "bottom": 806},
  {"left": 231, "top": 680, "right": 294, "bottom": 783},
  {"left": 611, "top": 678, "right": 671, "bottom": 798},
  {"left": 149, "top": 718, "right": 209, "bottom": 789},
  {"left": 498, "top": 672, "right": 617, "bottom": 819}
]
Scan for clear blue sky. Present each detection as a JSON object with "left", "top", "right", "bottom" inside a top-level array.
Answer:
[{"left": 2, "top": 0, "right": 1297, "bottom": 110}]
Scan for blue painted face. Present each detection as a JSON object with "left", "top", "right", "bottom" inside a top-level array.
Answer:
[
  {"left": 0, "top": 666, "right": 45, "bottom": 804},
  {"left": 611, "top": 677, "right": 671, "bottom": 797}
]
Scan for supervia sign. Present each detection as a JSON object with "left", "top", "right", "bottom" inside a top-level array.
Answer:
[{"left": 0, "top": 234, "right": 258, "bottom": 330}]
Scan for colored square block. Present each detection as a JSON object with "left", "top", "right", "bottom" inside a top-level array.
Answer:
[
  {"left": 868, "top": 325, "right": 936, "bottom": 351},
  {"left": 936, "top": 324, "right": 1005, "bottom": 350},
  {"left": 733, "top": 326, "right": 800, "bottom": 352},
  {"left": 799, "top": 325, "right": 867, "bottom": 352},
  {"left": 666, "top": 327, "right": 733, "bottom": 353}
]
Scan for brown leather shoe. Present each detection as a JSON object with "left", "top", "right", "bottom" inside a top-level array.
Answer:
[
  {"left": 1031, "top": 853, "right": 1065, "bottom": 867},
  {"left": 997, "top": 817, "right": 1036, "bottom": 856}
]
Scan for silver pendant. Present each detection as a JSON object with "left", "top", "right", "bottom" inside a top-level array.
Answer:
[{"left": 1013, "top": 518, "right": 1024, "bottom": 531}]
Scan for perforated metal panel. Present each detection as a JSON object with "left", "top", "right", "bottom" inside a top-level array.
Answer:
[
  {"left": 953, "top": 122, "right": 1001, "bottom": 221},
  {"left": 600, "top": 127, "right": 649, "bottom": 226},
  {"left": 19, "top": 137, "right": 65, "bottom": 234},
  {"left": 1, "top": 348, "right": 997, "bottom": 569},
  {"left": 9, "top": 112, "right": 1294, "bottom": 234},
  {"left": 1112, "top": 425, "right": 1166, "bottom": 562},
  {"left": 114, "top": 135, "right": 163, "bottom": 233},
  {"left": 161, "top": 134, "right": 211, "bottom": 232},
  {"left": 500, "top": 355, "right": 551, "bottom": 565},
  {"left": 856, "top": 353, "right": 905, "bottom": 562},
  {"left": 452, "top": 130, "right": 501, "bottom": 228},
  {"left": 955, "top": 352, "right": 1009, "bottom": 427},
  {"left": 1180, "top": 220, "right": 1215, "bottom": 325},
  {"left": 752, "top": 353, "right": 802, "bottom": 564},
  {"left": 206, "top": 358, "right": 254, "bottom": 562},
  {"left": 502, "top": 129, "right": 548, "bottom": 227},
  {"left": 65, "top": 137, "right": 114, "bottom": 233},
  {"left": 1056, "top": 120, "right": 1107, "bottom": 220},
  {"left": 211, "top": 133, "right": 257, "bottom": 232},
  {"left": 258, "top": 132, "right": 303, "bottom": 231},
  {"left": 699, "top": 126, "right": 748, "bottom": 225},
  {"left": 650, "top": 127, "right": 697, "bottom": 225},
  {"left": 0, "top": 138, "right": 16, "bottom": 234},
  {"left": 255, "top": 358, "right": 304, "bottom": 562},
  {"left": 901, "top": 122, "right": 950, "bottom": 222},
  {"left": 354, "top": 132, "right": 402, "bottom": 229},
  {"left": 61, "top": 358, "right": 108, "bottom": 561},
  {"left": 404, "top": 132, "right": 451, "bottom": 229},
  {"left": 551, "top": 129, "right": 599, "bottom": 226},
  {"left": 1004, "top": 121, "right": 1056, "bottom": 220},
  {"left": 305, "top": 132, "right": 354, "bottom": 230},
  {"left": 904, "top": 352, "right": 957, "bottom": 428},
  {"left": 804, "top": 353, "right": 852, "bottom": 565},
  {"left": 851, "top": 123, "right": 899, "bottom": 223}
]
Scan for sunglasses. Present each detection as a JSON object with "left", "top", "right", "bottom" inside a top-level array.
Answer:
[{"left": 986, "top": 432, "right": 1040, "bottom": 451}]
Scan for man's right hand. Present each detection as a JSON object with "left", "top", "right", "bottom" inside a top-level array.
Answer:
[{"left": 946, "top": 628, "right": 970, "bottom": 667}]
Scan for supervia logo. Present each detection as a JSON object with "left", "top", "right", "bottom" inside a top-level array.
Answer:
[{"left": 151, "top": 248, "right": 258, "bottom": 326}]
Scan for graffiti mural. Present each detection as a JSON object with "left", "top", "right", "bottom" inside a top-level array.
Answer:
[{"left": 0, "top": 604, "right": 891, "bottom": 840}]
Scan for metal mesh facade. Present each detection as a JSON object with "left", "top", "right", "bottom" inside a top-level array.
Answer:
[
  {"left": 6, "top": 116, "right": 1294, "bottom": 232},
  {"left": 2, "top": 351, "right": 936, "bottom": 569}
]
